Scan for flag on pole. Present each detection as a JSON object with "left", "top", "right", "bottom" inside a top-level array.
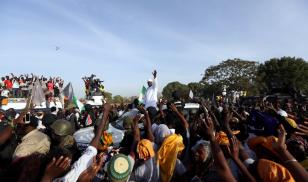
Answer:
[
  {"left": 138, "top": 85, "right": 147, "bottom": 104},
  {"left": 75, "top": 99, "right": 84, "bottom": 111},
  {"left": 85, "top": 114, "right": 93, "bottom": 126},
  {"left": 62, "top": 82, "right": 84, "bottom": 111},
  {"left": 31, "top": 80, "right": 45, "bottom": 106}
]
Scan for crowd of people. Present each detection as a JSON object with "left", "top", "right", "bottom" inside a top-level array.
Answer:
[
  {"left": 0, "top": 73, "right": 64, "bottom": 101},
  {"left": 0, "top": 70, "right": 307, "bottom": 182},
  {"left": 82, "top": 74, "right": 105, "bottom": 98}
]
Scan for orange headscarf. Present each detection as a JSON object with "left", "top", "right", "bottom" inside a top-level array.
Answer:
[
  {"left": 257, "top": 159, "right": 295, "bottom": 182},
  {"left": 215, "top": 130, "right": 240, "bottom": 145},
  {"left": 248, "top": 136, "right": 279, "bottom": 156},
  {"left": 157, "top": 134, "right": 185, "bottom": 182},
  {"left": 137, "top": 139, "right": 155, "bottom": 160}
]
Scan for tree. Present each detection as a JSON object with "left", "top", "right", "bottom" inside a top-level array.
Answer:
[
  {"left": 113, "top": 95, "right": 124, "bottom": 103},
  {"left": 162, "top": 81, "right": 189, "bottom": 100},
  {"left": 187, "top": 82, "right": 204, "bottom": 97},
  {"left": 201, "top": 58, "right": 259, "bottom": 95},
  {"left": 257, "top": 57, "right": 308, "bottom": 95},
  {"left": 187, "top": 82, "right": 217, "bottom": 98},
  {"left": 103, "top": 91, "right": 112, "bottom": 101}
]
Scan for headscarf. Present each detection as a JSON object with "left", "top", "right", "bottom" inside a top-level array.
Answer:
[
  {"left": 157, "top": 134, "right": 185, "bottom": 182},
  {"left": 191, "top": 140, "right": 211, "bottom": 163},
  {"left": 215, "top": 131, "right": 240, "bottom": 145},
  {"left": 191, "top": 140, "right": 210, "bottom": 153},
  {"left": 248, "top": 136, "right": 278, "bottom": 156},
  {"left": 257, "top": 159, "right": 295, "bottom": 182},
  {"left": 153, "top": 124, "right": 172, "bottom": 145},
  {"left": 285, "top": 118, "right": 297, "bottom": 128},
  {"left": 137, "top": 139, "right": 155, "bottom": 160},
  {"left": 278, "top": 110, "right": 288, "bottom": 117}
]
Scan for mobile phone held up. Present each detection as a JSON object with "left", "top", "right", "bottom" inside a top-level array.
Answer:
[{"left": 23, "top": 113, "right": 31, "bottom": 124}]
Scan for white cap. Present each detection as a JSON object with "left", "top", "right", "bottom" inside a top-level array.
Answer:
[
  {"left": 278, "top": 109, "right": 288, "bottom": 117},
  {"left": 147, "top": 79, "right": 153, "bottom": 82}
]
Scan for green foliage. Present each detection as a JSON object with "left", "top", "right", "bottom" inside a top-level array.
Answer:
[
  {"left": 187, "top": 82, "right": 204, "bottom": 97},
  {"left": 162, "top": 81, "right": 189, "bottom": 99},
  {"left": 201, "top": 58, "right": 259, "bottom": 95},
  {"left": 123, "top": 96, "right": 137, "bottom": 103},
  {"left": 113, "top": 95, "right": 124, "bottom": 103},
  {"left": 187, "top": 82, "right": 215, "bottom": 98},
  {"left": 257, "top": 57, "right": 308, "bottom": 94},
  {"left": 103, "top": 91, "right": 112, "bottom": 101}
]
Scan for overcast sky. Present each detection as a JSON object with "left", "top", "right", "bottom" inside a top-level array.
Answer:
[{"left": 1, "top": 0, "right": 308, "bottom": 98}]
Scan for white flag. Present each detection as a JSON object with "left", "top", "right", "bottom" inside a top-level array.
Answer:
[
  {"left": 189, "top": 90, "right": 194, "bottom": 99},
  {"left": 31, "top": 80, "right": 46, "bottom": 106}
]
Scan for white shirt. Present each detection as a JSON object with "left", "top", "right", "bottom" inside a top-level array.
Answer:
[
  {"left": 54, "top": 146, "right": 97, "bottom": 182},
  {"left": 37, "top": 119, "right": 46, "bottom": 130},
  {"left": 1, "top": 89, "right": 10, "bottom": 97},
  {"left": 144, "top": 77, "right": 158, "bottom": 109},
  {"left": 12, "top": 80, "right": 19, "bottom": 88},
  {"left": 129, "top": 157, "right": 159, "bottom": 182}
]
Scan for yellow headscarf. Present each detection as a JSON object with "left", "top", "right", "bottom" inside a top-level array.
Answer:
[
  {"left": 215, "top": 131, "right": 240, "bottom": 145},
  {"left": 137, "top": 139, "right": 155, "bottom": 160},
  {"left": 257, "top": 159, "right": 295, "bottom": 182},
  {"left": 157, "top": 134, "right": 185, "bottom": 182},
  {"left": 286, "top": 118, "right": 297, "bottom": 128}
]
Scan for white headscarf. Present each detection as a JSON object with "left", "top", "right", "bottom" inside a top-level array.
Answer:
[{"left": 152, "top": 124, "right": 171, "bottom": 145}]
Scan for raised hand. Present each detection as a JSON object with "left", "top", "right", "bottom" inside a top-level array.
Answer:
[
  {"left": 78, "top": 153, "right": 106, "bottom": 182},
  {"left": 42, "top": 156, "right": 71, "bottom": 181},
  {"left": 169, "top": 103, "right": 178, "bottom": 113},
  {"left": 200, "top": 100, "right": 210, "bottom": 112},
  {"left": 137, "top": 105, "right": 147, "bottom": 114},
  {"left": 295, "top": 122, "right": 308, "bottom": 137},
  {"left": 227, "top": 137, "right": 239, "bottom": 159},
  {"left": 201, "top": 116, "right": 215, "bottom": 141},
  {"left": 133, "top": 114, "right": 143, "bottom": 123},
  {"left": 158, "top": 99, "right": 166, "bottom": 110},
  {"left": 273, "top": 124, "right": 287, "bottom": 152},
  {"left": 152, "top": 70, "right": 157, "bottom": 78},
  {"left": 222, "top": 109, "right": 233, "bottom": 132},
  {"left": 272, "top": 124, "right": 308, "bottom": 182}
]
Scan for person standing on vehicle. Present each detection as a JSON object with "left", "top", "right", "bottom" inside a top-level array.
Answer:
[{"left": 144, "top": 70, "right": 158, "bottom": 121}]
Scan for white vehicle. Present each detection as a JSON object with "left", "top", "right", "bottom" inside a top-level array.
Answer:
[
  {"left": 112, "top": 109, "right": 140, "bottom": 129},
  {"left": 73, "top": 123, "right": 125, "bottom": 151},
  {"left": 184, "top": 103, "right": 200, "bottom": 109},
  {"left": 73, "top": 103, "right": 201, "bottom": 150},
  {"left": 85, "top": 95, "right": 104, "bottom": 106},
  {"left": 0, "top": 98, "right": 63, "bottom": 111}
]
